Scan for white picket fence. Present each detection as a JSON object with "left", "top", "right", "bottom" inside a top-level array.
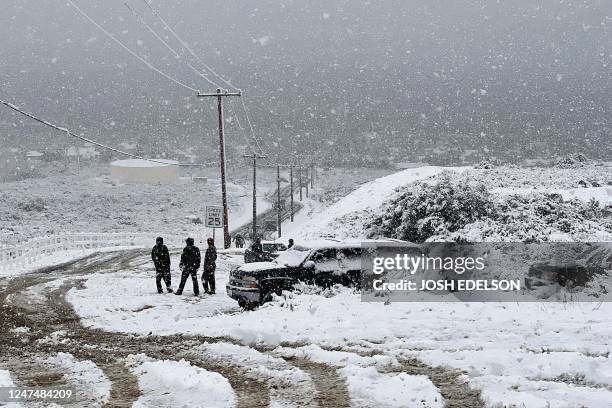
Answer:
[
  {"left": 0, "top": 232, "right": 172, "bottom": 274},
  {"left": 0, "top": 232, "right": 246, "bottom": 274}
]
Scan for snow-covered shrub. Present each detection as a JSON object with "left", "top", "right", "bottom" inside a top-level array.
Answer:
[
  {"left": 475, "top": 160, "right": 495, "bottom": 169},
  {"left": 367, "top": 169, "right": 612, "bottom": 243},
  {"left": 555, "top": 153, "right": 588, "bottom": 168},
  {"left": 17, "top": 197, "right": 46, "bottom": 212},
  {"left": 368, "top": 173, "right": 495, "bottom": 242},
  {"left": 434, "top": 194, "right": 612, "bottom": 242}
]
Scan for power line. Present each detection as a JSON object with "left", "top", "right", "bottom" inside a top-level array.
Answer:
[
  {"left": 142, "top": 0, "right": 237, "bottom": 91},
  {"left": 227, "top": 98, "right": 256, "bottom": 154},
  {"left": 135, "top": 1, "right": 312, "bottom": 170},
  {"left": 133, "top": 2, "right": 279, "bottom": 164},
  {"left": 239, "top": 96, "right": 267, "bottom": 156},
  {"left": 124, "top": 1, "right": 221, "bottom": 89},
  {"left": 0, "top": 98, "right": 185, "bottom": 166},
  {"left": 67, "top": 0, "right": 198, "bottom": 93},
  {"left": 140, "top": 1, "right": 290, "bottom": 166}
]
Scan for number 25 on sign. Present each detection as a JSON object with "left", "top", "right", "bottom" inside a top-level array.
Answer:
[{"left": 205, "top": 206, "right": 224, "bottom": 228}]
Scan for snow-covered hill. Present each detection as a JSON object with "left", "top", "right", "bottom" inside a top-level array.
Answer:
[
  {"left": 283, "top": 166, "right": 469, "bottom": 241},
  {"left": 284, "top": 163, "right": 612, "bottom": 243}
]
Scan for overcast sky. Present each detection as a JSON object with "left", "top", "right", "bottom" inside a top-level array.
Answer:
[{"left": 1, "top": 0, "right": 611, "bottom": 162}]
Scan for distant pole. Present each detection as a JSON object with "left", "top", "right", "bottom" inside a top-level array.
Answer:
[
  {"left": 252, "top": 156, "right": 256, "bottom": 240},
  {"left": 197, "top": 88, "right": 241, "bottom": 249},
  {"left": 305, "top": 167, "right": 309, "bottom": 198},
  {"left": 276, "top": 165, "right": 282, "bottom": 238},
  {"left": 290, "top": 165, "right": 294, "bottom": 222},
  {"left": 298, "top": 166, "right": 303, "bottom": 201},
  {"left": 244, "top": 153, "right": 266, "bottom": 240},
  {"left": 310, "top": 162, "right": 315, "bottom": 189}
]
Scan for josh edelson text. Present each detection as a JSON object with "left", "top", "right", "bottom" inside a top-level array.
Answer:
[{"left": 370, "top": 253, "right": 521, "bottom": 292}]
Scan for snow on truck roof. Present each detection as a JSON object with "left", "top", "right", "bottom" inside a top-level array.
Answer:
[
  {"left": 242, "top": 239, "right": 421, "bottom": 270},
  {"left": 294, "top": 239, "right": 419, "bottom": 251}
]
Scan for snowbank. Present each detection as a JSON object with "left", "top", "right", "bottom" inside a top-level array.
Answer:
[
  {"left": 0, "top": 370, "right": 22, "bottom": 408},
  {"left": 341, "top": 366, "right": 443, "bottom": 408},
  {"left": 274, "top": 345, "right": 443, "bottom": 408},
  {"left": 44, "top": 352, "right": 111, "bottom": 407},
  {"left": 126, "top": 354, "right": 235, "bottom": 408}
]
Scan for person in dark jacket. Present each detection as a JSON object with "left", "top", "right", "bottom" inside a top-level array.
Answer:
[
  {"left": 251, "top": 237, "right": 264, "bottom": 261},
  {"left": 233, "top": 233, "right": 245, "bottom": 248},
  {"left": 287, "top": 238, "right": 294, "bottom": 249},
  {"left": 151, "top": 237, "right": 173, "bottom": 294},
  {"left": 175, "top": 237, "right": 201, "bottom": 296},
  {"left": 252, "top": 237, "right": 263, "bottom": 253},
  {"left": 202, "top": 237, "right": 217, "bottom": 294}
]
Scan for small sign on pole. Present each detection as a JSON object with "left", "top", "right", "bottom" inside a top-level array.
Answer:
[{"left": 205, "top": 206, "right": 224, "bottom": 229}]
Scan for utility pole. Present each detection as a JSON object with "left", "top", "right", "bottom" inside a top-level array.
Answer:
[
  {"left": 290, "top": 165, "right": 294, "bottom": 222},
  {"left": 305, "top": 166, "right": 309, "bottom": 198},
  {"left": 197, "top": 88, "right": 241, "bottom": 249},
  {"left": 276, "top": 165, "right": 282, "bottom": 238},
  {"left": 244, "top": 153, "right": 266, "bottom": 241},
  {"left": 298, "top": 166, "right": 303, "bottom": 201},
  {"left": 310, "top": 162, "right": 315, "bottom": 189}
]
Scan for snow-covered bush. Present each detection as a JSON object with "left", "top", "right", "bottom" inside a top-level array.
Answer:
[
  {"left": 367, "top": 170, "right": 612, "bottom": 243},
  {"left": 367, "top": 173, "right": 496, "bottom": 242},
  {"left": 17, "top": 197, "right": 46, "bottom": 212},
  {"left": 475, "top": 160, "right": 495, "bottom": 169},
  {"left": 432, "top": 194, "right": 612, "bottom": 242},
  {"left": 555, "top": 153, "right": 588, "bottom": 168}
]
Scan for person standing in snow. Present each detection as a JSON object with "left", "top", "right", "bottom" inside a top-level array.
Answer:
[
  {"left": 251, "top": 236, "right": 264, "bottom": 262},
  {"left": 287, "top": 238, "right": 294, "bottom": 249},
  {"left": 252, "top": 236, "right": 263, "bottom": 253},
  {"left": 202, "top": 237, "right": 217, "bottom": 294},
  {"left": 151, "top": 237, "right": 173, "bottom": 294},
  {"left": 175, "top": 237, "right": 201, "bottom": 296},
  {"left": 233, "top": 233, "right": 245, "bottom": 248}
]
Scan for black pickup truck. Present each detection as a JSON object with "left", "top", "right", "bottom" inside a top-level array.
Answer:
[{"left": 227, "top": 242, "right": 366, "bottom": 308}]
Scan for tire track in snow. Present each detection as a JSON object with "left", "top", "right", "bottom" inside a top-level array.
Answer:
[
  {"left": 280, "top": 356, "right": 351, "bottom": 408},
  {"left": 3, "top": 249, "right": 480, "bottom": 407},
  {"left": 393, "top": 357, "right": 483, "bottom": 408},
  {"left": 0, "top": 251, "right": 271, "bottom": 408},
  {"left": 191, "top": 342, "right": 318, "bottom": 407}
]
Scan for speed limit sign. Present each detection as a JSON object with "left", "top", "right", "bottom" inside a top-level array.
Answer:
[{"left": 205, "top": 206, "right": 224, "bottom": 228}]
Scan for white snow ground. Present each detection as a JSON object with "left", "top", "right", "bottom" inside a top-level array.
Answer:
[
  {"left": 126, "top": 354, "right": 236, "bottom": 408},
  {"left": 6, "top": 163, "right": 612, "bottom": 407},
  {"left": 0, "top": 370, "right": 22, "bottom": 408},
  {"left": 275, "top": 345, "right": 443, "bottom": 407},
  {"left": 0, "top": 164, "right": 274, "bottom": 247},
  {"left": 44, "top": 352, "right": 111, "bottom": 407}
]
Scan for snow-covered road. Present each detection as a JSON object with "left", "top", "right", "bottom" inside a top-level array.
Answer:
[
  {"left": 0, "top": 250, "right": 458, "bottom": 408},
  {"left": 2, "top": 248, "right": 612, "bottom": 407}
]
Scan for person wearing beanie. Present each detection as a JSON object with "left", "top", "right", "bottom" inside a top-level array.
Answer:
[
  {"left": 202, "top": 237, "right": 217, "bottom": 294},
  {"left": 151, "top": 237, "right": 172, "bottom": 294},
  {"left": 176, "top": 237, "right": 201, "bottom": 296}
]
